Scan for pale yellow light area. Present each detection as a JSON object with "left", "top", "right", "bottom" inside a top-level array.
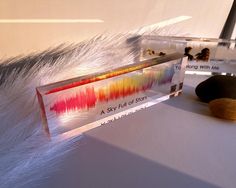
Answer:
[
  {"left": 0, "top": 19, "right": 104, "bottom": 23},
  {"left": 137, "top": 15, "right": 192, "bottom": 34},
  {"left": 185, "top": 71, "right": 212, "bottom": 75},
  {"left": 154, "top": 16, "right": 192, "bottom": 27}
]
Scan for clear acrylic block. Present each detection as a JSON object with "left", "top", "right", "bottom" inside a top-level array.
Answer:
[
  {"left": 141, "top": 36, "right": 236, "bottom": 75},
  {"left": 37, "top": 52, "right": 187, "bottom": 138}
]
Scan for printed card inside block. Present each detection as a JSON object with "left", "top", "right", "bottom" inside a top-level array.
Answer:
[{"left": 36, "top": 53, "right": 187, "bottom": 138}]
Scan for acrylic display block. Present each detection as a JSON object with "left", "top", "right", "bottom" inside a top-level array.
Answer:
[
  {"left": 37, "top": 53, "right": 187, "bottom": 137},
  {"left": 182, "top": 37, "right": 236, "bottom": 75},
  {"left": 141, "top": 36, "right": 236, "bottom": 75}
]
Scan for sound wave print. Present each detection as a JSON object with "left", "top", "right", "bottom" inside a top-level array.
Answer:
[{"left": 50, "top": 66, "right": 174, "bottom": 114}]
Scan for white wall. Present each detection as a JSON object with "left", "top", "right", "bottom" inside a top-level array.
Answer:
[{"left": 0, "top": 0, "right": 234, "bottom": 58}]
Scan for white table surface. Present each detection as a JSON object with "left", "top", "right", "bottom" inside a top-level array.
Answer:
[{"left": 36, "top": 74, "right": 236, "bottom": 188}]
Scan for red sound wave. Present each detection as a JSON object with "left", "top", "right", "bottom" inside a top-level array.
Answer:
[{"left": 50, "top": 66, "right": 174, "bottom": 114}]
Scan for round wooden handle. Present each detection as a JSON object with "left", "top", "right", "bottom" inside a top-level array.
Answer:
[{"left": 209, "top": 98, "right": 236, "bottom": 121}]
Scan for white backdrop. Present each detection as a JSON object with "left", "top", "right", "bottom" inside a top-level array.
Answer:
[{"left": 0, "top": 0, "right": 234, "bottom": 58}]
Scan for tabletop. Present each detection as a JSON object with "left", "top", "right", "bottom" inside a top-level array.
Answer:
[{"left": 35, "top": 74, "right": 236, "bottom": 188}]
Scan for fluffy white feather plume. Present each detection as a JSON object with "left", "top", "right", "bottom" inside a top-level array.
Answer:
[{"left": 0, "top": 25, "right": 183, "bottom": 188}]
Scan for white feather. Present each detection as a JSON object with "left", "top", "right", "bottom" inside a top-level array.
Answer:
[{"left": 0, "top": 25, "right": 184, "bottom": 188}]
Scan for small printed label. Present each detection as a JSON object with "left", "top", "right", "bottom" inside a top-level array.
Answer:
[{"left": 100, "top": 96, "right": 148, "bottom": 115}]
